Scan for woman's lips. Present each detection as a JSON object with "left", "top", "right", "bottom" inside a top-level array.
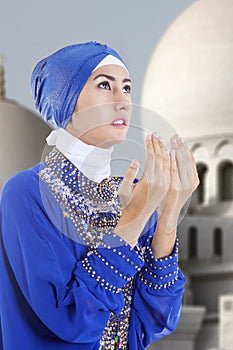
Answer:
[{"left": 111, "top": 117, "right": 128, "bottom": 128}]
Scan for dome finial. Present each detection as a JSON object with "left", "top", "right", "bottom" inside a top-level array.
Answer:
[{"left": 0, "top": 55, "right": 6, "bottom": 100}]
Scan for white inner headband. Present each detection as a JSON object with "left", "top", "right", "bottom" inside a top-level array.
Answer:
[{"left": 92, "top": 54, "right": 129, "bottom": 73}]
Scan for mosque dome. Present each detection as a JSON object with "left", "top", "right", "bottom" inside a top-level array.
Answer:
[
  {"left": 142, "top": 0, "right": 233, "bottom": 139},
  {"left": 0, "top": 58, "right": 52, "bottom": 189}
]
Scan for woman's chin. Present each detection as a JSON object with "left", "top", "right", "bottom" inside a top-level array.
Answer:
[{"left": 100, "top": 136, "right": 126, "bottom": 148}]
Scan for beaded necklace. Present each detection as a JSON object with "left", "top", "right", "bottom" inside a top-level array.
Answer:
[
  {"left": 99, "top": 277, "right": 134, "bottom": 350},
  {"left": 38, "top": 147, "right": 123, "bottom": 248},
  {"left": 38, "top": 147, "right": 134, "bottom": 349}
]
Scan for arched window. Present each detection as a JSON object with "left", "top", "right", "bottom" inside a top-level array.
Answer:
[
  {"left": 213, "top": 227, "right": 223, "bottom": 257},
  {"left": 188, "top": 226, "right": 198, "bottom": 259},
  {"left": 218, "top": 161, "right": 233, "bottom": 201},
  {"left": 196, "top": 163, "right": 208, "bottom": 204}
]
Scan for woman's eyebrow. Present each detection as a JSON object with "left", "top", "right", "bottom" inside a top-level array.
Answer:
[
  {"left": 123, "top": 78, "right": 131, "bottom": 83},
  {"left": 93, "top": 74, "right": 131, "bottom": 83}
]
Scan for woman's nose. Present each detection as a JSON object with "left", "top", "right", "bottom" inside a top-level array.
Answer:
[
  {"left": 113, "top": 91, "right": 131, "bottom": 111},
  {"left": 114, "top": 101, "right": 131, "bottom": 112}
]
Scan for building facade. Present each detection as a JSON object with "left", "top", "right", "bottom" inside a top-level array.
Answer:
[{"left": 142, "top": 1, "right": 233, "bottom": 349}]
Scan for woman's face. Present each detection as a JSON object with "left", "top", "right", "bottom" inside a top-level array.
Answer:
[{"left": 66, "top": 64, "right": 132, "bottom": 148}]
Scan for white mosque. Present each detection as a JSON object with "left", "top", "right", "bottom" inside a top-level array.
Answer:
[
  {"left": 1, "top": 1, "right": 233, "bottom": 349},
  {"left": 143, "top": 0, "right": 233, "bottom": 349}
]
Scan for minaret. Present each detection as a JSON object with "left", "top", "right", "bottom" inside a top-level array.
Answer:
[
  {"left": 0, "top": 55, "right": 6, "bottom": 100},
  {"left": 0, "top": 54, "right": 52, "bottom": 190}
]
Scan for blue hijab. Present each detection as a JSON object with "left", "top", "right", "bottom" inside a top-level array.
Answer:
[{"left": 30, "top": 41, "right": 126, "bottom": 128}]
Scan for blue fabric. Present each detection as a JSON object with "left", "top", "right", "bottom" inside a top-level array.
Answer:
[
  {"left": 0, "top": 163, "right": 185, "bottom": 350},
  {"left": 30, "top": 42, "right": 126, "bottom": 128}
]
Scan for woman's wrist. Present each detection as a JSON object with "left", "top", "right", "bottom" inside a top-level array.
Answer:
[
  {"left": 114, "top": 207, "right": 148, "bottom": 246},
  {"left": 150, "top": 210, "right": 179, "bottom": 259}
]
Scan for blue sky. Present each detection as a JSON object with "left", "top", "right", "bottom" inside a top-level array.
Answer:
[{"left": 1, "top": 0, "right": 194, "bottom": 110}]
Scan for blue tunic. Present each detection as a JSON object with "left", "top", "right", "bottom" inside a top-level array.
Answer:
[{"left": 0, "top": 149, "right": 185, "bottom": 350}]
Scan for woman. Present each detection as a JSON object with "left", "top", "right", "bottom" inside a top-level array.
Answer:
[{"left": 0, "top": 41, "right": 199, "bottom": 350}]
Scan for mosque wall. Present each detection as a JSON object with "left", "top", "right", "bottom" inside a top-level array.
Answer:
[{"left": 0, "top": 101, "right": 51, "bottom": 190}]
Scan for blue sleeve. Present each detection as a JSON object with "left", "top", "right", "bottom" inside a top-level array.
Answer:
[
  {"left": 130, "top": 226, "right": 186, "bottom": 348},
  {"left": 0, "top": 171, "right": 144, "bottom": 344}
]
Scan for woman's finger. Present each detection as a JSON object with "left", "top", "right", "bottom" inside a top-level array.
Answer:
[
  {"left": 118, "top": 159, "right": 140, "bottom": 208},
  {"left": 171, "top": 135, "right": 192, "bottom": 183},
  {"left": 142, "top": 134, "right": 156, "bottom": 184},
  {"left": 180, "top": 139, "right": 200, "bottom": 186},
  {"left": 151, "top": 133, "right": 166, "bottom": 187},
  {"left": 151, "top": 133, "right": 162, "bottom": 164},
  {"left": 170, "top": 148, "right": 179, "bottom": 186},
  {"left": 170, "top": 136, "right": 200, "bottom": 200},
  {"left": 175, "top": 136, "right": 199, "bottom": 188},
  {"left": 124, "top": 159, "right": 140, "bottom": 183},
  {"left": 160, "top": 141, "right": 170, "bottom": 192}
]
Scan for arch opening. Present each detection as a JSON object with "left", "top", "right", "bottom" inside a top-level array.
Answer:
[
  {"left": 188, "top": 226, "right": 198, "bottom": 259},
  {"left": 218, "top": 161, "right": 233, "bottom": 201}
]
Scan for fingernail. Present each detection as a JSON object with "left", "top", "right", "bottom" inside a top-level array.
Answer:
[
  {"left": 152, "top": 132, "right": 157, "bottom": 140},
  {"left": 176, "top": 134, "right": 184, "bottom": 142},
  {"left": 180, "top": 136, "right": 185, "bottom": 143},
  {"left": 130, "top": 160, "right": 139, "bottom": 168},
  {"left": 153, "top": 131, "right": 162, "bottom": 140},
  {"left": 146, "top": 134, "right": 151, "bottom": 141},
  {"left": 158, "top": 135, "right": 163, "bottom": 142},
  {"left": 171, "top": 136, "right": 177, "bottom": 144}
]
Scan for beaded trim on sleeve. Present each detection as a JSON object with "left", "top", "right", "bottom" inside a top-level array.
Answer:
[
  {"left": 138, "top": 270, "right": 179, "bottom": 290},
  {"left": 92, "top": 249, "right": 141, "bottom": 278},
  {"left": 138, "top": 239, "right": 180, "bottom": 290},
  {"left": 81, "top": 257, "right": 122, "bottom": 294},
  {"left": 96, "top": 245, "right": 144, "bottom": 268},
  {"left": 144, "top": 239, "right": 179, "bottom": 269}
]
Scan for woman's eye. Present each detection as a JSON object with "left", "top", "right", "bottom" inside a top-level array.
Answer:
[
  {"left": 98, "top": 81, "right": 111, "bottom": 90},
  {"left": 123, "top": 85, "right": 131, "bottom": 93}
]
